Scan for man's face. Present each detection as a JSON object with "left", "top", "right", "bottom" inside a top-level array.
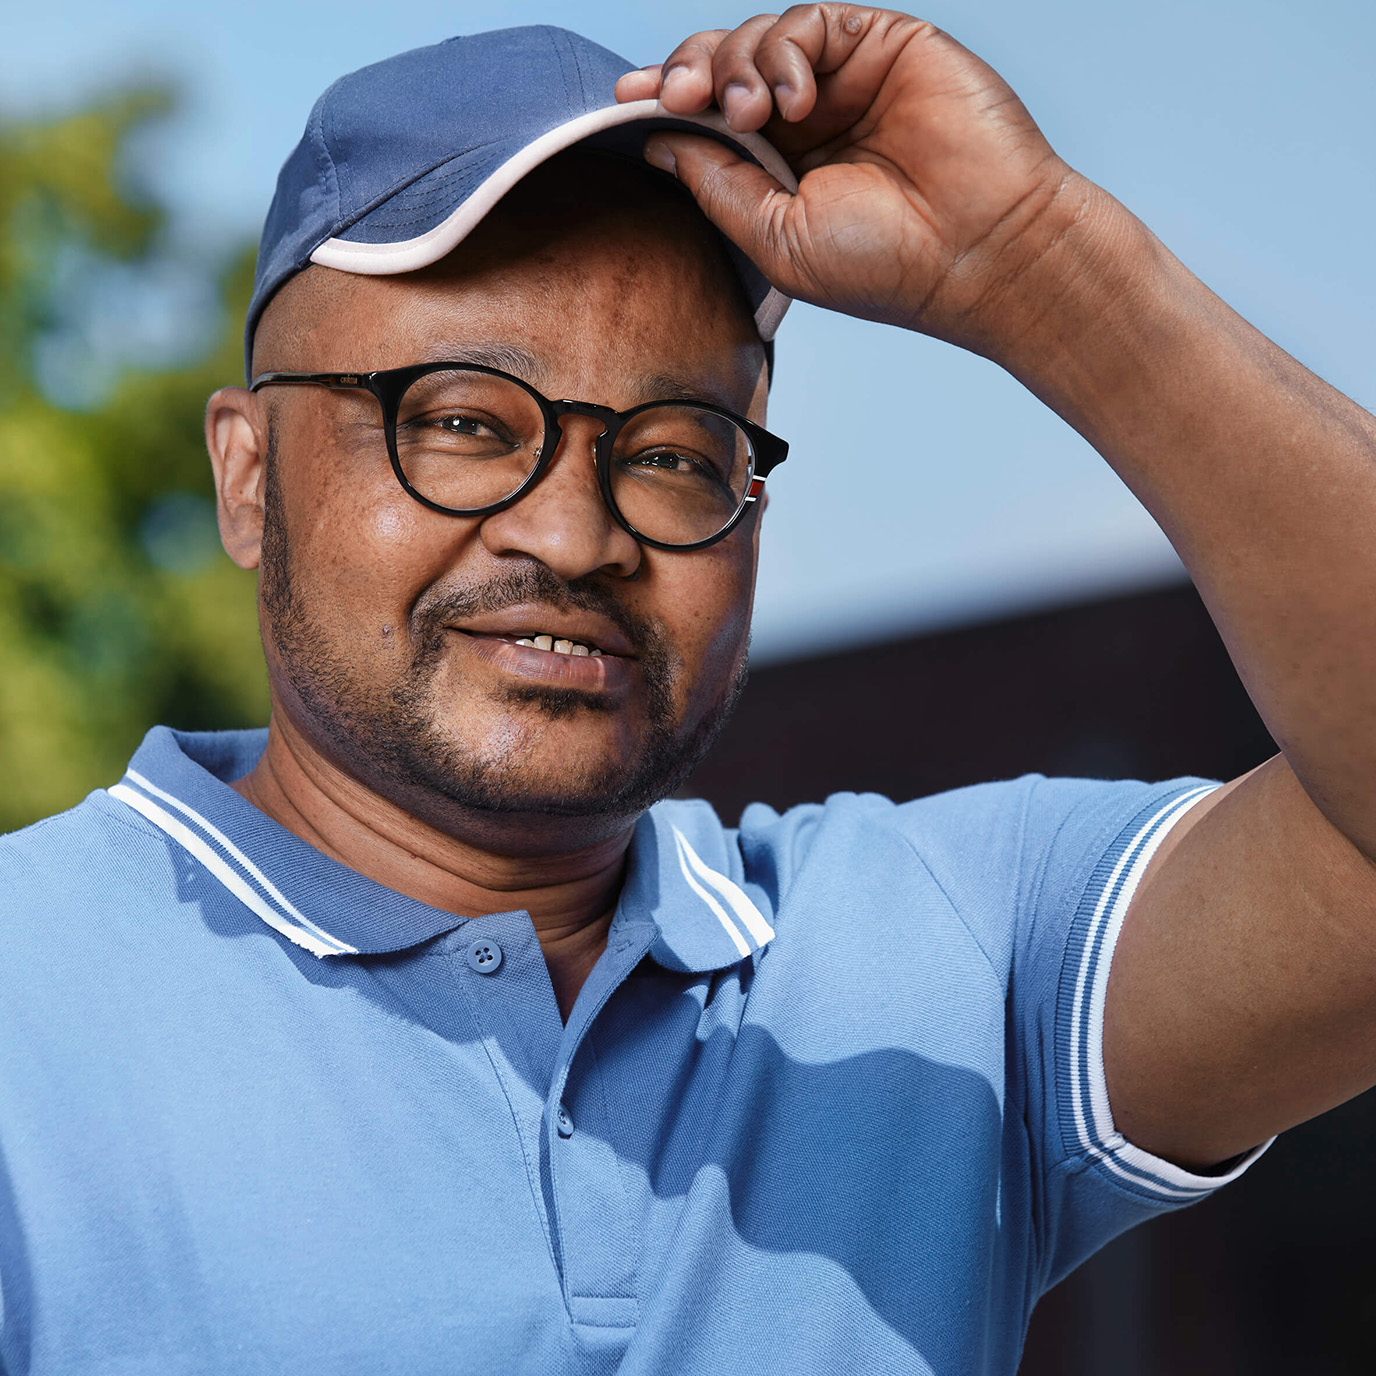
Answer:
[{"left": 249, "top": 159, "right": 768, "bottom": 844}]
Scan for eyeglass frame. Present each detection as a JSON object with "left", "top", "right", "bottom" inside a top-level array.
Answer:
[{"left": 248, "top": 361, "right": 789, "bottom": 552}]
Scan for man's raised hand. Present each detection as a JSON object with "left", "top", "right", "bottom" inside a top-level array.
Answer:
[{"left": 615, "top": 6, "right": 1092, "bottom": 355}]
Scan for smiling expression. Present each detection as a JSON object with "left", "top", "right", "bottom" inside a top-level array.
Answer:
[{"left": 245, "top": 153, "right": 770, "bottom": 841}]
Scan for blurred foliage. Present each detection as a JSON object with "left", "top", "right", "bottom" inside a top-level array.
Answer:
[{"left": 0, "top": 90, "right": 267, "bottom": 833}]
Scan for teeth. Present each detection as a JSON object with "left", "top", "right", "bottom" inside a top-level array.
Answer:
[{"left": 511, "top": 634, "right": 602, "bottom": 656}]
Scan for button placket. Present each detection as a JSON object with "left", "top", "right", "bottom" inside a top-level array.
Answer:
[
  {"left": 541, "top": 922, "right": 658, "bottom": 1333},
  {"left": 447, "top": 916, "right": 568, "bottom": 1295}
]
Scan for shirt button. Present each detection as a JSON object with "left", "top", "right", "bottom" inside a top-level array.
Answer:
[
  {"left": 555, "top": 1105, "right": 575, "bottom": 1138},
  {"left": 465, "top": 938, "right": 503, "bottom": 974}
]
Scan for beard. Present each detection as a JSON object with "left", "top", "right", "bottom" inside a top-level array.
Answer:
[{"left": 257, "top": 439, "right": 747, "bottom": 821}]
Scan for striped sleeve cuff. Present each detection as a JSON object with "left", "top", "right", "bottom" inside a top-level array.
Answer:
[{"left": 1057, "top": 783, "right": 1272, "bottom": 1200}]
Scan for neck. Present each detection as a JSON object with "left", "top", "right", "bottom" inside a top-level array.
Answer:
[{"left": 231, "top": 715, "right": 632, "bottom": 1020}]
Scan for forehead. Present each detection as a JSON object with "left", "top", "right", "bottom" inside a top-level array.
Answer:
[{"left": 261, "top": 153, "right": 765, "bottom": 412}]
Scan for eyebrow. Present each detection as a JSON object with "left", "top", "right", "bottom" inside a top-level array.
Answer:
[
  {"left": 421, "top": 347, "right": 744, "bottom": 411},
  {"left": 424, "top": 342, "right": 545, "bottom": 380},
  {"left": 638, "top": 372, "right": 734, "bottom": 406}
]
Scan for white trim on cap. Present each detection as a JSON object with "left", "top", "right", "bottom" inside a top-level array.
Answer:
[{"left": 310, "top": 98, "right": 797, "bottom": 341}]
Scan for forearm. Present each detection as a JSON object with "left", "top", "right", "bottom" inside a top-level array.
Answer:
[{"left": 991, "top": 177, "right": 1376, "bottom": 855}]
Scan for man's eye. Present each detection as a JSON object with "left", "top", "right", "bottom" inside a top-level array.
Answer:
[
  {"left": 640, "top": 451, "right": 686, "bottom": 470},
  {"left": 630, "top": 450, "right": 701, "bottom": 474},
  {"left": 438, "top": 414, "right": 497, "bottom": 437}
]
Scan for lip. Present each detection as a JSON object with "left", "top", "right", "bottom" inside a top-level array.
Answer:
[
  {"left": 448, "top": 605, "right": 637, "bottom": 658},
  {"left": 451, "top": 629, "right": 635, "bottom": 694},
  {"left": 456, "top": 635, "right": 638, "bottom": 693}
]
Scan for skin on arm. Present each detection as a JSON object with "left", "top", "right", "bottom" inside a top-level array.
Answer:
[{"left": 619, "top": 4, "right": 1376, "bottom": 1167}]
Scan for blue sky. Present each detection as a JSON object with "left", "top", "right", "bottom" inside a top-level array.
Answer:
[{"left": 6, "top": 0, "right": 1374, "bottom": 660}]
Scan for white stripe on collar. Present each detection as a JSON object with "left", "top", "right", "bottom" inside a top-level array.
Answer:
[
  {"left": 672, "top": 826, "right": 775, "bottom": 958},
  {"left": 109, "top": 771, "right": 357, "bottom": 959}
]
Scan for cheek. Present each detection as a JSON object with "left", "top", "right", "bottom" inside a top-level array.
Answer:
[
  {"left": 295, "top": 480, "right": 458, "bottom": 626},
  {"left": 369, "top": 504, "right": 414, "bottom": 546},
  {"left": 701, "top": 593, "right": 753, "bottom": 680},
  {"left": 658, "top": 548, "right": 755, "bottom": 692}
]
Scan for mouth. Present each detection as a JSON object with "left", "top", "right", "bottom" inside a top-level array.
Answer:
[
  {"left": 467, "top": 630, "right": 606, "bottom": 658},
  {"left": 446, "top": 608, "right": 637, "bottom": 693}
]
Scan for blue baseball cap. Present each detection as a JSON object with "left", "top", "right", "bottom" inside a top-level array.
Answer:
[{"left": 246, "top": 25, "right": 797, "bottom": 379}]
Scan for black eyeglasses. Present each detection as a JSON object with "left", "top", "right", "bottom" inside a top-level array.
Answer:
[{"left": 249, "top": 361, "right": 789, "bottom": 552}]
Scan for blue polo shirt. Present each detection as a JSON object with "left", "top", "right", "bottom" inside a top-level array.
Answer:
[{"left": 0, "top": 726, "right": 1265, "bottom": 1375}]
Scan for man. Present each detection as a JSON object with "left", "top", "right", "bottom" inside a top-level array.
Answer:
[{"left": 3, "top": 7, "right": 1375, "bottom": 1373}]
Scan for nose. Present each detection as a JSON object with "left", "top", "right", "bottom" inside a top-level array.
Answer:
[{"left": 477, "top": 414, "right": 642, "bottom": 580}]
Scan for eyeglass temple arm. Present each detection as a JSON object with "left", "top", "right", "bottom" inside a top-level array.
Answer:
[
  {"left": 747, "top": 434, "right": 790, "bottom": 494},
  {"left": 248, "top": 371, "right": 374, "bottom": 393}
]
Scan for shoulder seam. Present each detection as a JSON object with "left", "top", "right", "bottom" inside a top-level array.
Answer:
[
  {"left": 887, "top": 825, "right": 1003, "bottom": 982},
  {"left": 88, "top": 792, "right": 175, "bottom": 843},
  {"left": 1022, "top": 776, "right": 1086, "bottom": 936},
  {"left": 1, "top": 792, "right": 161, "bottom": 851}
]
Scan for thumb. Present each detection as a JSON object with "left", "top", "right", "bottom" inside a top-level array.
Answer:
[{"left": 643, "top": 132, "right": 799, "bottom": 293}]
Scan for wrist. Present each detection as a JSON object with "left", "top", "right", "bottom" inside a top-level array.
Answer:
[{"left": 931, "top": 171, "right": 1166, "bottom": 401}]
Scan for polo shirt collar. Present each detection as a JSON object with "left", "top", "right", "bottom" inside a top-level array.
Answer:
[
  {"left": 616, "top": 802, "right": 776, "bottom": 974},
  {"left": 109, "top": 726, "right": 476, "bottom": 956},
  {"left": 108, "top": 726, "right": 774, "bottom": 973}
]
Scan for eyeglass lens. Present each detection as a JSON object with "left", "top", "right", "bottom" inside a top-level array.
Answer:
[
  {"left": 608, "top": 403, "right": 754, "bottom": 546},
  {"left": 394, "top": 369, "right": 756, "bottom": 546}
]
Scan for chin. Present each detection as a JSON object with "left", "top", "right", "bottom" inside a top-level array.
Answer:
[
  {"left": 443, "top": 700, "right": 642, "bottom": 768},
  {"left": 384, "top": 719, "right": 662, "bottom": 821}
]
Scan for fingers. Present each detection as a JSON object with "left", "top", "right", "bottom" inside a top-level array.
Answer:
[
  {"left": 614, "top": 65, "right": 662, "bottom": 103},
  {"left": 638, "top": 7, "right": 886, "bottom": 132},
  {"left": 647, "top": 14, "right": 785, "bottom": 130},
  {"left": 750, "top": 26, "right": 820, "bottom": 123},
  {"left": 700, "top": 14, "right": 785, "bottom": 131},
  {"left": 640, "top": 29, "right": 732, "bottom": 115},
  {"left": 743, "top": 6, "right": 885, "bottom": 126},
  {"left": 642, "top": 133, "right": 798, "bottom": 293},
  {"left": 714, "top": 8, "right": 837, "bottom": 127}
]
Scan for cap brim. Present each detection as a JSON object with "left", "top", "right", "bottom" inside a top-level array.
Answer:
[{"left": 308, "top": 98, "right": 796, "bottom": 341}]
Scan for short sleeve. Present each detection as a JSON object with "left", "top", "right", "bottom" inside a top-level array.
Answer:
[{"left": 1010, "top": 775, "right": 1271, "bottom": 1290}]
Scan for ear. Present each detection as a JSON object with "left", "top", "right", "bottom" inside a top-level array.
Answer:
[{"left": 205, "top": 386, "right": 268, "bottom": 570}]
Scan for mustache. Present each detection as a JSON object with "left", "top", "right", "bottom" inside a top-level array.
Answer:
[{"left": 410, "top": 563, "right": 656, "bottom": 656}]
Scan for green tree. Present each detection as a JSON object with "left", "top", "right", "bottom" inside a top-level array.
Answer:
[{"left": 0, "top": 91, "right": 266, "bottom": 832}]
